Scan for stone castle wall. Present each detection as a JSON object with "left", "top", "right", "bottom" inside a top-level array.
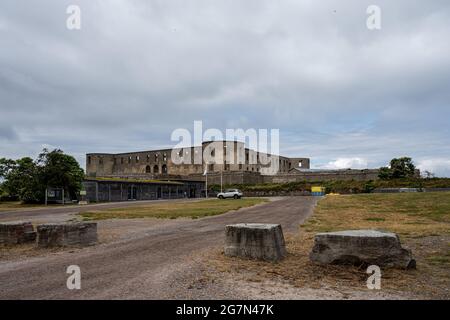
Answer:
[
  {"left": 86, "top": 141, "right": 310, "bottom": 177},
  {"left": 263, "top": 169, "right": 381, "bottom": 183},
  {"left": 90, "top": 168, "right": 381, "bottom": 186}
]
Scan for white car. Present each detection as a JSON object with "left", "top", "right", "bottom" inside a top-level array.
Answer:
[{"left": 217, "top": 189, "right": 243, "bottom": 199}]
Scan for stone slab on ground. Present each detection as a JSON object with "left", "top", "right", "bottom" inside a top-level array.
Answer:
[
  {"left": 37, "top": 222, "right": 98, "bottom": 247},
  {"left": 0, "top": 221, "right": 37, "bottom": 245},
  {"left": 310, "top": 229, "right": 416, "bottom": 269},
  {"left": 224, "top": 223, "right": 286, "bottom": 262}
]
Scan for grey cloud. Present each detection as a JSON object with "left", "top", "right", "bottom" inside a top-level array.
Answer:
[{"left": 0, "top": 0, "right": 449, "bottom": 176}]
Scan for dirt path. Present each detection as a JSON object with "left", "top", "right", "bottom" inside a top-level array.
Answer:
[
  {"left": 0, "top": 198, "right": 202, "bottom": 223},
  {"left": 0, "top": 197, "right": 318, "bottom": 299}
]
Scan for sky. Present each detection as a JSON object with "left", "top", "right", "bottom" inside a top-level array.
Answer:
[{"left": 0, "top": 0, "right": 449, "bottom": 176}]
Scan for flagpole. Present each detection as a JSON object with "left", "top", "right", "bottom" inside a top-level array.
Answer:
[{"left": 204, "top": 163, "right": 208, "bottom": 199}]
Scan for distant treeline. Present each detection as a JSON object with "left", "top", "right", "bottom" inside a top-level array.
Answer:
[{"left": 211, "top": 178, "right": 450, "bottom": 194}]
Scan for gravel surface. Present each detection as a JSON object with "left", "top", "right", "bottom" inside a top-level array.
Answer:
[
  {"left": 0, "top": 198, "right": 201, "bottom": 223},
  {"left": 0, "top": 197, "right": 318, "bottom": 299}
]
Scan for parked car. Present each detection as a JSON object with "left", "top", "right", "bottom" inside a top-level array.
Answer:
[{"left": 217, "top": 189, "right": 243, "bottom": 199}]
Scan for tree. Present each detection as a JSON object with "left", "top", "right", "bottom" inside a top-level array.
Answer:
[
  {"left": 0, "top": 158, "right": 16, "bottom": 179},
  {"left": 3, "top": 157, "right": 43, "bottom": 203},
  {"left": 378, "top": 157, "right": 417, "bottom": 180},
  {"left": 37, "top": 149, "right": 85, "bottom": 199},
  {"left": 390, "top": 157, "right": 416, "bottom": 178},
  {"left": 1, "top": 149, "right": 84, "bottom": 203},
  {"left": 378, "top": 166, "right": 392, "bottom": 180},
  {"left": 0, "top": 158, "right": 17, "bottom": 201}
]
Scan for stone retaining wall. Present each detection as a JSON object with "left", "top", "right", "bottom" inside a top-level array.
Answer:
[
  {"left": 241, "top": 190, "right": 311, "bottom": 197},
  {"left": 37, "top": 222, "right": 98, "bottom": 247},
  {"left": 0, "top": 221, "right": 37, "bottom": 245}
]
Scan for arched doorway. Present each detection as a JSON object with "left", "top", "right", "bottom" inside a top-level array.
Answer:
[
  {"left": 145, "top": 165, "right": 151, "bottom": 173},
  {"left": 153, "top": 165, "right": 159, "bottom": 174},
  {"left": 162, "top": 164, "right": 168, "bottom": 174}
]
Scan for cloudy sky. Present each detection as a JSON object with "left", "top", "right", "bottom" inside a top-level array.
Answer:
[{"left": 1, "top": 0, "right": 449, "bottom": 176}]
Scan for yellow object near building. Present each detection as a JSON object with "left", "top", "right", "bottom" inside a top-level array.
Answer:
[{"left": 311, "top": 186, "right": 325, "bottom": 196}]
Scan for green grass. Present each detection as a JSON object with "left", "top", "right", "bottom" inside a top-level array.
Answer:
[
  {"left": 79, "top": 198, "right": 268, "bottom": 220},
  {"left": 302, "top": 192, "right": 450, "bottom": 237},
  {"left": 213, "top": 192, "right": 450, "bottom": 298}
]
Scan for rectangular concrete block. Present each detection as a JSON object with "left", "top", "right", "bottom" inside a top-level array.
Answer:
[
  {"left": 224, "top": 223, "right": 286, "bottom": 262},
  {"left": 37, "top": 222, "right": 98, "bottom": 247},
  {"left": 310, "top": 229, "right": 416, "bottom": 269},
  {"left": 0, "top": 221, "right": 37, "bottom": 245}
]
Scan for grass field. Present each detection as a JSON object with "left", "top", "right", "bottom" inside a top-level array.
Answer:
[
  {"left": 212, "top": 192, "right": 450, "bottom": 299},
  {"left": 0, "top": 201, "right": 64, "bottom": 212},
  {"left": 80, "top": 198, "right": 268, "bottom": 220},
  {"left": 217, "top": 178, "right": 450, "bottom": 194},
  {"left": 0, "top": 202, "right": 35, "bottom": 212},
  {"left": 303, "top": 192, "right": 450, "bottom": 237}
]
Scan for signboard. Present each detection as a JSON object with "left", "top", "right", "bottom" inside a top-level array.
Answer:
[
  {"left": 47, "top": 190, "right": 56, "bottom": 197},
  {"left": 311, "top": 186, "right": 325, "bottom": 196},
  {"left": 311, "top": 186, "right": 324, "bottom": 193},
  {"left": 80, "top": 190, "right": 87, "bottom": 196}
]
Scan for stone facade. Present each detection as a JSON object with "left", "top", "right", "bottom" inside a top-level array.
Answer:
[
  {"left": 263, "top": 169, "right": 381, "bottom": 183},
  {"left": 86, "top": 141, "right": 310, "bottom": 178},
  {"left": 188, "top": 169, "right": 381, "bottom": 185},
  {"left": 86, "top": 141, "right": 385, "bottom": 186}
]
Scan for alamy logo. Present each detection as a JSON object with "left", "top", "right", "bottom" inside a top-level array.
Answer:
[
  {"left": 170, "top": 121, "right": 281, "bottom": 175},
  {"left": 366, "top": 265, "right": 381, "bottom": 290},
  {"left": 366, "top": 5, "right": 381, "bottom": 30},
  {"left": 66, "top": 265, "right": 81, "bottom": 290},
  {"left": 66, "top": 5, "right": 81, "bottom": 30}
]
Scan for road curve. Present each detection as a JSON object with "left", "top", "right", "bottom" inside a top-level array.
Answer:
[{"left": 0, "top": 197, "right": 318, "bottom": 299}]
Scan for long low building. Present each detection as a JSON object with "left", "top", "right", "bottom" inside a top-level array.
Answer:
[{"left": 82, "top": 178, "right": 204, "bottom": 202}]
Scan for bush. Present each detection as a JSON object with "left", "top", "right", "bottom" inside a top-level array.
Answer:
[{"left": 363, "top": 180, "right": 376, "bottom": 193}]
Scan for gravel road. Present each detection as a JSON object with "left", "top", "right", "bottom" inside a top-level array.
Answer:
[
  {"left": 0, "top": 197, "right": 318, "bottom": 299},
  {"left": 0, "top": 198, "right": 201, "bottom": 223}
]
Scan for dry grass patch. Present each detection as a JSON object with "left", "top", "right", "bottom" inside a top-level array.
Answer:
[
  {"left": 0, "top": 201, "right": 75, "bottom": 212},
  {"left": 209, "top": 192, "right": 450, "bottom": 299},
  {"left": 0, "top": 201, "right": 47, "bottom": 212},
  {"left": 305, "top": 192, "right": 450, "bottom": 237},
  {"left": 211, "top": 233, "right": 449, "bottom": 298},
  {"left": 79, "top": 198, "right": 268, "bottom": 220}
]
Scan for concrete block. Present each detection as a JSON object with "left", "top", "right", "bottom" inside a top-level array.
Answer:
[
  {"left": 37, "top": 222, "right": 98, "bottom": 247},
  {"left": 0, "top": 221, "right": 37, "bottom": 245},
  {"left": 224, "top": 223, "right": 286, "bottom": 262},
  {"left": 310, "top": 230, "right": 416, "bottom": 269}
]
